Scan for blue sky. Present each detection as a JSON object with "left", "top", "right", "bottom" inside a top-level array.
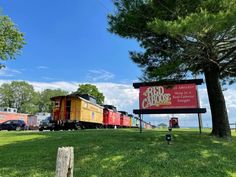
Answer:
[
  {"left": 1, "top": 0, "right": 141, "bottom": 82},
  {"left": 0, "top": 0, "right": 236, "bottom": 128}
]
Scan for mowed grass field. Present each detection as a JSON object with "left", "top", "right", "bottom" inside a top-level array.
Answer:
[{"left": 0, "top": 129, "right": 236, "bottom": 177}]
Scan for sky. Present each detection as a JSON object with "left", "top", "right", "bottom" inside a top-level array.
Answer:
[{"left": 0, "top": 0, "right": 236, "bottom": 128}]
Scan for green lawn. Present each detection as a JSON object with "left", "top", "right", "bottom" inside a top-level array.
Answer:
[{"left": 0, "top": 129, "right": 236, "bottom": 177}]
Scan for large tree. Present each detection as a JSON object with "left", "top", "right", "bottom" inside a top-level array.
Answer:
[
  {"left": 109, "top": 0, "right": 236, "bottom": 137},
  {"left": 38, "top": 89, "right": 68, "bottom": 113},
  {"left": 0, "top": 15, "right": 25, "bottom": 68},
  {"left": 0, "top": 81, "right": 38, "bottom": 114},
  {"left": 75, "top": 84, "right": 105, "bottom": 105}
]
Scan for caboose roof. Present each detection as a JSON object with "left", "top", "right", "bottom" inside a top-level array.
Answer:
[{"left": 50, "top": 94, "right": 103, "bottom": 108}]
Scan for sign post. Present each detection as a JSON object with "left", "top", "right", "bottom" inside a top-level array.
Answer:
[
  {"left": 139, "top": 113, "right": 142, "bottom": 133},
  {"left": 196, "top": 86, "right": 203, "bottom": 134}
]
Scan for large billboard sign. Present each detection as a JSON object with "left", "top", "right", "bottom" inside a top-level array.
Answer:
[
  {"left": 133, "top": 79, "right": 206, "bottom": 114},
  {"left": 140, "top": 84, "right": 198, "bottom": 110}
]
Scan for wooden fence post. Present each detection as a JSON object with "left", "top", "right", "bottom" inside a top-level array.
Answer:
[{"left": 55, "top": 147, "right": 74, "bottom": 177}]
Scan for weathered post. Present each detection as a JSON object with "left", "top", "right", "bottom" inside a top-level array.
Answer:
[{"left": 55, "top": 147, "right": 74, "bottom": 177}]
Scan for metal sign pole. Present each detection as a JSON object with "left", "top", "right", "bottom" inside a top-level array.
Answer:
[
  {"left": 139, "top": 113, "right": 142, "bottom": 133},
  {"left": 198, "top": 113, "right": 202, "bottom": 134}
]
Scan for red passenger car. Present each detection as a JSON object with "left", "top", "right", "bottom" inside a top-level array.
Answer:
[
  {"left": 119, "top": 111, "right": 131, "bottom": 127},
  {"left": 103, "top": 105, "right": 121, "bottom": 128},
  {"left": 169, "top": 117, "right": 180, "bottom": 128}
]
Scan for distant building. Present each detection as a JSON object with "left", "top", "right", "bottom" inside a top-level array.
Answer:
[
  {"left": 28, "top": 112, "right": 51, "bottom": 129},
  {"left": 35, "top": 112, "right": 51, "bottom": 124},
  {"left": 158, "top": 123, "right": 168, "bottom": 128}
]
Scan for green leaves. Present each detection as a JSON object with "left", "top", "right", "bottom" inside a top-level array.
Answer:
[
  {"left": 109, "top": 0, "right": 234, "bottom": 137},
  {"left": 0, "top": 81, "right": 68, "bottom": 114},
  {"left": 0, "top": 81, "right": 36, "bottom": 113},
  {"left": 38, "top": 89, "right": 68, "bottom": 112},
  {"left": 149, "top": 8, "right": 236, "bottom": 38},
  {"left": 75, "top": 84, "right": 105, "bottom": 105},
  {"left": 0, "top": 16, "right": 25, "bottom": 63},
  {"left": 109, "top": 0, "right": 236, "bottom": 81}
]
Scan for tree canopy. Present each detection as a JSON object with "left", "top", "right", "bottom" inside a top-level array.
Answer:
[
  {"left": 75, "top": 84, "right": 105, "bottom": 105},
  {"left": 38, "top": 89, "right": 68, "bottom": 113},
  {"left": 0, "top": 81, "right": 68, "bottom": 114},
  {"left": 0, "top": 81, "right": 37, "bottom": 113},
  {"left": 0, "top": 15, "right": 25, "bottom": 68},
  {"left": 109, "top": 0, "right": 236, "bottom": 82},
  {"left": 108, "top": 0, "right": 236, "bottom": 137}
]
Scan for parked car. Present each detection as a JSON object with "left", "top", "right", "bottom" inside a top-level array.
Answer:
[
  {"left": 0, "top": 120, "right": 26, "bottom": 131},
  {"left": 39, "top": 117, "right": 54, "bottom": 131}
]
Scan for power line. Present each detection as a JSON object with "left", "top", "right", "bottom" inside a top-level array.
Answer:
[{"left": 95, "top": 0, "right": 111, "bottom": 12}]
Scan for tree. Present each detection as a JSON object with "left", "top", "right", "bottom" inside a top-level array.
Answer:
[
  {"left": 0, "top": 81, "right": 38, "bottom": 114},
  {"left": 38, "top": 89, "right": 68, "bottom": 113},
  {"left": 0, "top": 15, "right": 25, "bottom": 68},
  {"left": 108, "top": 0, "right": 236, "bottom": 137},
  {"left": 75, "top": 84, "right": 105, "bottom": 105}
]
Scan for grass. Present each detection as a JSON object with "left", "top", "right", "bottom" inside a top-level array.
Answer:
[{"left": 0, "top": 129, "right": 236, "bottom": 177}]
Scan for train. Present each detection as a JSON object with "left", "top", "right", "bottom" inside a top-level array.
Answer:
[
  {"left": 169, "top": 117, "right": 180, "bottom": 128},
  {"left": 39, "top": 93, "right": 153, "bottom": 131}
]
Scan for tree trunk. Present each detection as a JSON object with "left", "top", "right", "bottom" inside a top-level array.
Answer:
[{"left": 204, "top": 64, "right": 231, "bottom": 138}]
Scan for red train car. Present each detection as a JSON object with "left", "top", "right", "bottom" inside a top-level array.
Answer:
[
  {"left": 103, "top": 105, "right": 121, "bottom": 128},
  {"left": 0, "top": 108, "right": 28, "bottom": 125},
  {"left": 169, "top": 117, "right": 180, "bottom": 128},
  {"left": 119, "top": 111, "right": 131, "bottom": 127}
]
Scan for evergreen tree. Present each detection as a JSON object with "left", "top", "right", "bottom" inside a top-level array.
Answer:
[{"left": 108, "top": 0, "right": 236, "bottom": 137}]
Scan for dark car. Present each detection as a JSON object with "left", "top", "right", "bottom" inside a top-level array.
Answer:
[
  {"left": 0, "top": 120, "right": 26, "bottom": 131},
  {"left": 39, "top": 117, "right": 54, "bottom": 131}
]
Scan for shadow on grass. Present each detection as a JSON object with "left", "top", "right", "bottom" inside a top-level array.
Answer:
[{"left": 0, "top": 129, "right": 236, "bottom": 177}]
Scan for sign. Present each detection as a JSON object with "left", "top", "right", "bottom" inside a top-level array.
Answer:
[{"left": 139, "top": 84, "right": 198, "bottom": 110}]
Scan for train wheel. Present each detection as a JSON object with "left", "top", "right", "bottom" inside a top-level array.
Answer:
[{"left": 74, "top": 124, "right": 80, "bottom": 130}]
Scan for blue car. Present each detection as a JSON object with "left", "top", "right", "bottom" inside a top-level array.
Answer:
[{"left": 0, "top": 120, "right": 26, "bottom": 131}]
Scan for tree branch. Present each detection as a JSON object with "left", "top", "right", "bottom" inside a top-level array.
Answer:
[{"left": 220, "top": 56, "right": 236, "bottom": 72}]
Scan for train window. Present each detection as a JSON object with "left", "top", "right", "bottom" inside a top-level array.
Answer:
[
  {"left": 104, "top": 109, "right": 109, "bottom": 115},
  {"left": 89, "top": 97, "right": 97, "bottom": 104},
  {"left": 4, "top": 108, "right": 7, "bottom": 112},
  {"left": 54, "top": 101, "right": 60, "bottom": 108}
]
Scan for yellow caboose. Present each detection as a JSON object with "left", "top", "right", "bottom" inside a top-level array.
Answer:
[{"left": 50, "top": 94, "right": 103, "bottom": 130}]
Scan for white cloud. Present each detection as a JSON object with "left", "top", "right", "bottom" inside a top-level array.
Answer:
[
  {"left": 95, "top": 82, "right": 139, "bottom": 112},
  {"left": 26, "top": 81, "right": 139, "bottom": 113},
  {"left": 86, "top": 70, "right": 115, "bottom": 82},
  {"left": 0, "top": 80, "right": 138, "bottom": 113},
  {"left": 29, "top": 81, "right": 78, "bottom": 92},
  {"left": 0, "top": 67, "right": 22, "bottom": 77},
  {"left": 0, "top": 79, "right": 236, "bottom": 128},
  {"left": 37, "top": 66, "right": 49, "bottom": 69}
]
